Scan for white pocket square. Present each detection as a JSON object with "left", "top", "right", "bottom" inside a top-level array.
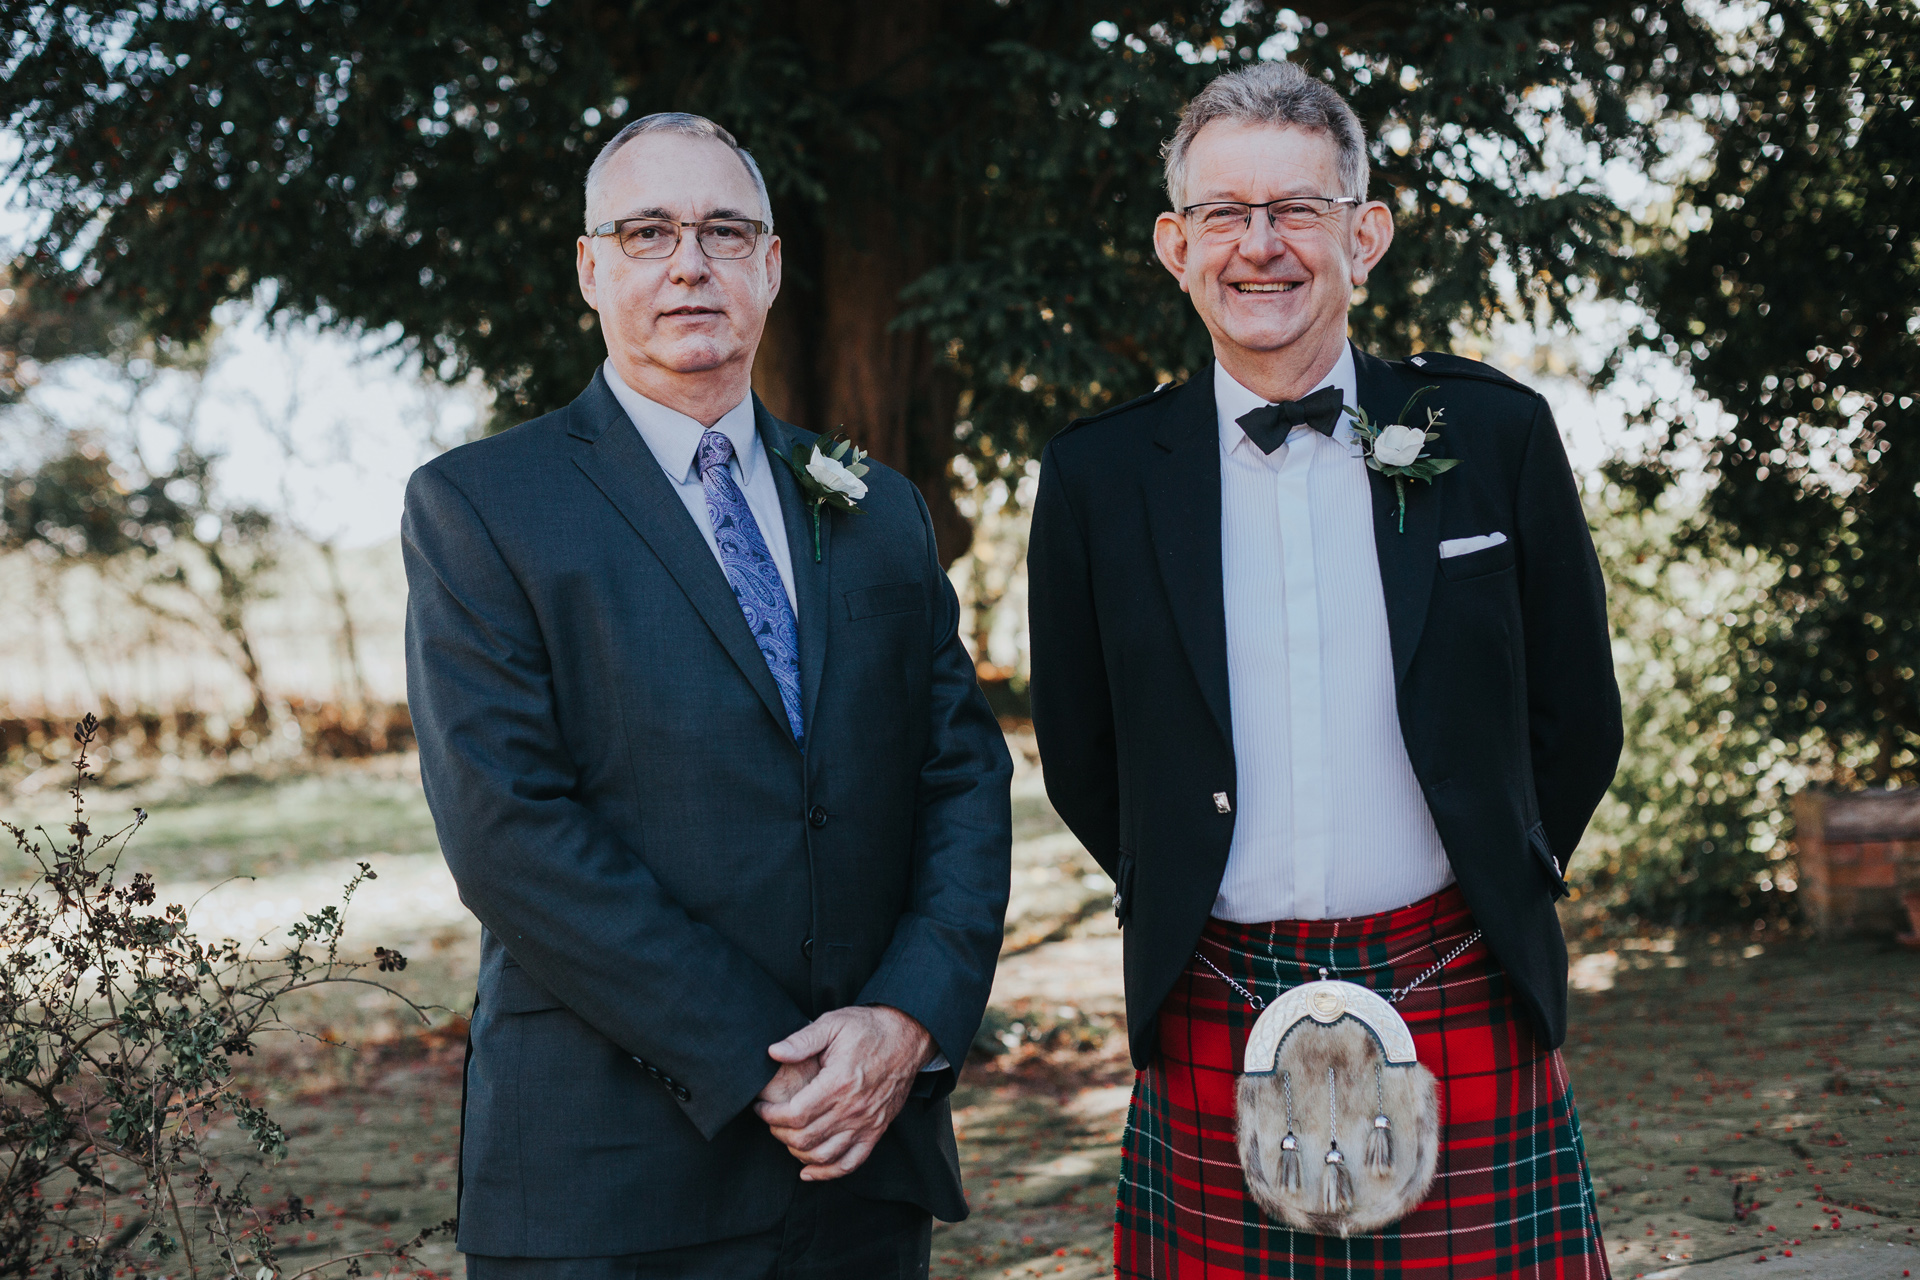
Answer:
[{"left": 1438, "top": 532, "right": 1508, "bottom": 559}]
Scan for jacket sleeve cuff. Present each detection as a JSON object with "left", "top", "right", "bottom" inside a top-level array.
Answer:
[{"left": 671, "top": 1017, "right": 800, "bottom": 1140}]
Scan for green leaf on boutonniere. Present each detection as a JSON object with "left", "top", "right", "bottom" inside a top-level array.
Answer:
[
  {"left": 773, "top": 431, "right": 870, "bottom": 560},
  {"left": 1342, "top": 386, "right": 1460, "bottom": 532}
]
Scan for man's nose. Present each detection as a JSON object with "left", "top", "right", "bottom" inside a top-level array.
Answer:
[
  {"left": 666, "top": 226, "right": 712, "bottom": 284},
  {"left": 1235, "top": 211, "right": 1290, "bottom": 266}
]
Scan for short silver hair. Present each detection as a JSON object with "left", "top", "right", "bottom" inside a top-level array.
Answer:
[
  {"left": 1163, "top": 62, "right": 1369, "bottom": 209},
  {"left": 583, "top": 111, "right": 774, "bottom": 230}
]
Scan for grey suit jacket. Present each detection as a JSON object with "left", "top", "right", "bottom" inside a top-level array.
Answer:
[{"left": 403, "top": 370, "right": 1012, "bottom": 1256}]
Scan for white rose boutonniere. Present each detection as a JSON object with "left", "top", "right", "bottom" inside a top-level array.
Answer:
[
  {"left": 1371, "top": 423, "right": 1429, "bottom": 468},
  {"left": 1345, "top": 386, "right": 1461, "bottom": 532},
  {"left": 804, "top": 446, "right": 870, "bottom": 501},
  {"left": 775, "top": 434, "right": 870, "bottom": 561}
]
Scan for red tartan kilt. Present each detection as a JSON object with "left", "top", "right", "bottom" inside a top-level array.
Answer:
[{"left": 1116, "top": 884, "right": 1611, "bottom": 1278}]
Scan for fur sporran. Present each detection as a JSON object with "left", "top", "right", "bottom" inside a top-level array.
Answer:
[{"left": 1234, "top": 979, "right": 1441, "bottom": 1236}]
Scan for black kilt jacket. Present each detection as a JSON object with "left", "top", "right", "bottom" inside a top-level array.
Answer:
[{"left": 1027, "top": 346, "right": 1623, "bottom": 1064}]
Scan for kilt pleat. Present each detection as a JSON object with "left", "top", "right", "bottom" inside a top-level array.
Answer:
[{"left": 1116, "top": 885, "right": 1610, "bottom": 1278}]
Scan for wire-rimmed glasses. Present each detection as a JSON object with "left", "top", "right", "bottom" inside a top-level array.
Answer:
[
  {"left": 586, "top": 216, "right": 771, "bottom": 260},
  {"left": 1181, "top": 196, "right": 1361, "bottom": 238}
]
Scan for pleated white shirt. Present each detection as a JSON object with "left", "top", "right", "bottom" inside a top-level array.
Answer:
[{"left": 1212, "top": 346, "right": 1454, "bottom": 923}]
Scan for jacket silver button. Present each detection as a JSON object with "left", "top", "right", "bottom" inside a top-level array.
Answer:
[{"left": 1214, "top": 792, "right": 1232, "bottom": 814}]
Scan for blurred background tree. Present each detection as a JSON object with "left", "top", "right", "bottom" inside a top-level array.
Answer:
[
  {"left": 0, "top": 322, "right": 282, "bottom": 724},
  {"left": 1582, "top": 487, "right": 1805, "bottom": 927},
  {"left": 0, "top": 0, "right": 1693, "bottom": 559},
  {"left": 1616, "top": 0, "right": 1919, "bottom": 793},
  {"left": 3, "top": 0, "right": 1912, "bottom": 925}
]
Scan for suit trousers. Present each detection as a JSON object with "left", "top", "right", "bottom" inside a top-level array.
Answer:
[{"left": 462, "top": 1180, "right": 932, "bottom": 1280}]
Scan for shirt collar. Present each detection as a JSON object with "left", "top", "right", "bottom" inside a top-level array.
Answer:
[
  {"left": 602, "top": 358, "right": 759, "bottom": 484},
  {"left": 1215, "top": 340, "right": 1360, "bottom": 456}
]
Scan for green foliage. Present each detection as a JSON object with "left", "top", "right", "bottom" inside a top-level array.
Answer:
[
  {"left": 1, "top": 443, "right": 218, "bottom": 562},
  {"left": 2, "top": 0, "right": 1697, "bottom": 450},
  {"left": 905, "top": 0, "right": 1701, "bottom": 467},
  {"left": 0, "top": 716, "right": 441, "bottom": 1280},
  {"left": 0, "top": 274, "right": 140, "bottom": 406},
  {"left": 1619, "top": 0, "right": 1920, "bottom": 787},
  {"left": 14, "top": 0, "right": 1903, "bottom": 919},
  {"left": 1580, "top": 492, "right": 1806, "bottom": 925}
]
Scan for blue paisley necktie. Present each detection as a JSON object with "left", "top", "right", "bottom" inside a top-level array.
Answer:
[{"left": 695, "top": 430, "right": 805, "bottom": 744}]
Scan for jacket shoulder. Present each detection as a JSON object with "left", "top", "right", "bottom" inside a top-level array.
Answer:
[
  {"left": 1395, "top": 351, "right": 1544, "bottom": 401},
  {"left": 421, "top": 405, "right": 574, "bottom": 479},
  {"left": 1054, "top": 377, "right": 1184, "bottom": 438}
]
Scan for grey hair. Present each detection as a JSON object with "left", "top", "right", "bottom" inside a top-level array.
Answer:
[
  {"left": 583, "top": 111, "right": 774, "bottom": 230},
  {"left": 1162, "top": 62, "right": 1369, "bottom": 209}
]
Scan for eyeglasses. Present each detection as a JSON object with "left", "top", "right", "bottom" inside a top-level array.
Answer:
[
  {"left": 586, "top": 216, "right": 771, "bottom": 260},
  {"left": 1181, "top": 196, "right": 1361, "bottom": 237}
]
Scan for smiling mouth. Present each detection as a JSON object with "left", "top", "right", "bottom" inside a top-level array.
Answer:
[
  {"left": 663, "top": 306, "right": 719, "bottom": 316},
  {"left": 1232, "top": 282, "right": 1302, "bottom": 294}
]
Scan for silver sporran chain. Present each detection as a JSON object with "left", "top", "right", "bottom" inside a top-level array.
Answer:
[{"left": 1193, "top": 928, "right": 1483, "bottom": 1012}]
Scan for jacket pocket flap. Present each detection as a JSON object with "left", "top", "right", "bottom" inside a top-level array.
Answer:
[
  {"left": 844, "top": 581, "right": 924, "bottom": 620},
  {"left": 490, "top": 962, "right": 567, "bottom": 1015}
]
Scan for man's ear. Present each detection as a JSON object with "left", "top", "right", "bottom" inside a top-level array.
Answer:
[
  {"left": 576, "top": 235, "right": 600, "bottom": 310},
  {"left": 1347, "top": 201, "right": 1394, "bottom": 287},
  {"left": 764, "top": 234, "right": 783, "bottom": 304},
  {"left": 1153, "top": 212, "right": 1195, "bottom": 294}
]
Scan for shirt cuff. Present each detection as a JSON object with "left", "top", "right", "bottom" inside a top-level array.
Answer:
[{"left": 920, "top": 1053, "right": 950, "bottom": 1073}]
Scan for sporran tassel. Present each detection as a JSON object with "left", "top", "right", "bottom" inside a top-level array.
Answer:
[
  {"left": 1365, "top": 1114, "right": 1393, "bottom": 1175},
  {"left": 1321, "top": 1065, "right": 1353, "bottom": 1212},
  {"left": 1322, "top": 1145, "right": 1353, "bottom": 1213},
  {"left": 1365, "top": 1064, "right": 1393, "bottom": 1175}
]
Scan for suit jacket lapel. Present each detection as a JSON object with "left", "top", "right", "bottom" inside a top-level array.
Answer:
[
  {"left": 1145, "top": 368, "right": 1233, "bottom": 746},
  {"left": 1354, "top": 347, "right": 1442, "bottom": 683},
  {"left": 567, "top": 371, "right": 797, "bottom": 744},
  {"left": 757, "top": 401, "right": 831, "bottom": 741}
]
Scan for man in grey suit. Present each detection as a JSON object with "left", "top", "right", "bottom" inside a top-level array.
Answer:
[{"left": 403, "top": 111, "right": 1012, "bottom": 1279}]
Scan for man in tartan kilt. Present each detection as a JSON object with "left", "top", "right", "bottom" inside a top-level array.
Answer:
[{"left": 1028, "top": 61, "right": 1623, "bottom": 1278}]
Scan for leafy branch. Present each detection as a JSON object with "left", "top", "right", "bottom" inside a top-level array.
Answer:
[{"left": 1, "top": 716, "right": 443, "bottom": 1280}]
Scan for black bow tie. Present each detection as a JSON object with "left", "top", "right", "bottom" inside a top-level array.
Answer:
[{"left": 1236, "top": 385, "right": 1347, "bottom": 454}]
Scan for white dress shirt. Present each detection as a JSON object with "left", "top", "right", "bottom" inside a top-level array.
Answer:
[
  {"left": 1213, "top": 344, "right": 1453, "bottom": 923},
  {"left": 603, "top": 360, "right": 799, "bottom": 617}
]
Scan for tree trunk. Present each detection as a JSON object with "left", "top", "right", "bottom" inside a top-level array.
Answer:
[
  {"left": 315, "top": 540, "right": 369, "bottom": 711},
  {"left": 748, "top": 0, "right": 973, "bottom": 566},
  {"left": 203, "top": 544, "right": 273, "bottom": 727}
]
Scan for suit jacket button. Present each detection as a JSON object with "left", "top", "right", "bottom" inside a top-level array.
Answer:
[
  {"left": 801, "top": 937, "right": 814, "bottom": 959},
  {"left": 673, "top": 1085, "right": 691, "bottom": 1102},
  {"left": 808, "top": 805, "right": 828, "bottom": 828}
]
